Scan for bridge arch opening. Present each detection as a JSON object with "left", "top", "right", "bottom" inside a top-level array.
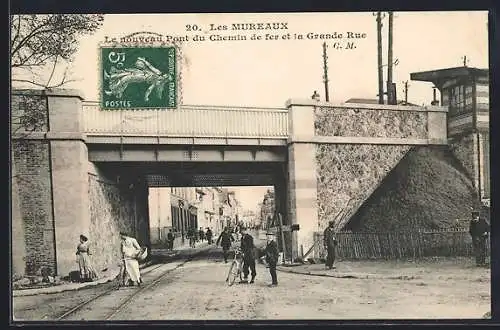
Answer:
[{"left": 88, "top": 161, "right": 291, "bottom": 268}]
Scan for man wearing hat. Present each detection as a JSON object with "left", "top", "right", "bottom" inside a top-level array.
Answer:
[
  {"left": 240, "top": 227, "right": 256, "bottom": 283},
  {"left": 264, "top": 231, "right": 279, "bottom": 286},
  {"left": 469, "top": 210, "right": 490, "bottom": 266},
  {"left": 323, "top": 220, "right": 338, "bottom": 270}
]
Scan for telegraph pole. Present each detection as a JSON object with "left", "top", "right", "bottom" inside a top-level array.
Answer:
[
  {"left": 376, "top": 12, "right": 384, "bottom": 104},
  {"left": 387, "top": 11, "right": 394, "bottom": 104},
  {"left": 322, "top": 42, "right": 330, "bottom": 102},
  {"left": 463, "top": 55, "right": 468, "bottom": 67},
  {"left": 402, "top": 80, "right": 409, "bottom": 104}
]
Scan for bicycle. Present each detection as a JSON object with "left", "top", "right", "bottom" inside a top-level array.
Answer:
[{"left": 226, "top": 247, "right": 244, "bottom": 286}]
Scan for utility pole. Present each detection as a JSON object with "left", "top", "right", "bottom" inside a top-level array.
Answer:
[
  {"left": 376, "top": 12, "right": 384, "bottom": 104},
  {"left": 402, "top": 80, "right": 409, "bottom": 104},
  {"left": 463, "top": 55, "right": 468, "bottom": 67},
  {"left": 387, "top": 11, "right": 395, "bottom": 105},
  {"left": 322, "top": 42, "right": 330, "bottom": 102}
]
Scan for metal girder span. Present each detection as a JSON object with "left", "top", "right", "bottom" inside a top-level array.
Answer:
[
  {"left": 146, "top": 173, "right": 276, "bottom": 187},
  {"left": 88, "top": 148, "right": 285, "bottom": 162}
]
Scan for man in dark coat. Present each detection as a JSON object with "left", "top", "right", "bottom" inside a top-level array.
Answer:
[
  {"left": 469, "top": 210, "right": 489, "bottom": 266},
  {"left": 205, "top": 227, "right": 213, "bottom": 245},
  {"left": 265, "top": 232, "right": 279, "bottom": 286},
  {"left": 216, "top": 227, "right": 235, "bottom": 263},
  {"left": 166, "top": 229, "right": 174, "bottom": 251},
  {"left": 323, "top": 220, "right": 337, "bottom": 270},
  {"left": 199, "top": 227, "right": 205, "bottom": 242},
  {"left": 187, "top": 227, "right": 196, "bottom": 248},
  {"left": 240, "top": 227, "right": 256, "bottom": 283}
]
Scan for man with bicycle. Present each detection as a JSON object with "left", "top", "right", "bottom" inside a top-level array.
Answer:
[{"left": 240, "top": 227, "right": 256, "bottom": 284}]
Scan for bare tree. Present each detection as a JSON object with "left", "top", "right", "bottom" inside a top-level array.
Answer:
[{"left": 11, "top": 14, "right": 104, "bottom": 89}]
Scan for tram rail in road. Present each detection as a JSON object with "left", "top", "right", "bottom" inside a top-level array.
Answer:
[{"left": 56, "top": 249, "right": 207, "bottom": 321}]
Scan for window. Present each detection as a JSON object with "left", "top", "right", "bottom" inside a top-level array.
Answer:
[
  {"left": 449, "top": 84, "right": 473, "bottom": 116},
  {"left": 465, "top": 85, "right": 473, "bottom": 110}
]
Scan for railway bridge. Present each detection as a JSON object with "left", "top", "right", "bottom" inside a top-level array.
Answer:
[{"left": 11, "top": 88, "right": 449, "bottom": 277}]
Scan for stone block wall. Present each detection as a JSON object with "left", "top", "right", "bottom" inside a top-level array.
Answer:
[
  {"left": 87, "top": 164, "right": 149, "bottom": 274},
  {"left": 12, "top": 140, "right": 55, "bottom": 276},
  {"left": 11, "top": 93, "right": 54, "bottom": 276},
  {"left": 313, "top": 105, "right": 434, "bottom": 231},
  {"left": 11, "top": 94, "right": 49, "bottom": 133},
  {"left": 449, "top": 131, "right": 490, "bottom": 201},
  {"left": 315, "top": 106, "right": 428, "bottom": 138},
  {"left": 449, "top": 134, "right": 475, "bottom": 182},
  {"left": 11, "top": 89, "right": 150, "bottom": 278}
]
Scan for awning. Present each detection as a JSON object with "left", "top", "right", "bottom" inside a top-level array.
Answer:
[{"left": 410, "top": 67, "right": 488, "bottom": 85}]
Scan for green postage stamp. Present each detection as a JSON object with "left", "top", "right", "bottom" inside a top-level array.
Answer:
[{"left": 100, "top": 47, "right": 177, "bottom": 109}]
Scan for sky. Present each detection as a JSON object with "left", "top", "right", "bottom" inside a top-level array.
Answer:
[{"left": 57, "top": 11, "right": 489, "bottom": 107}]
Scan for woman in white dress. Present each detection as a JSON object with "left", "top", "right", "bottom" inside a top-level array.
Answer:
[{"left": 119, "top": 232, "right": 143, "bottom": 286}]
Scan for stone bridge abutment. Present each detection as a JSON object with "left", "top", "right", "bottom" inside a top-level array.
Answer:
[
  {"left": 285, "top": 99, "right": 448, "bottom": 260},
  {"left": 11, "top": 89, "right": 150, "bottom": 278},
  {"left": 12, "top": 89, "right": 450, "bottom": 277}
]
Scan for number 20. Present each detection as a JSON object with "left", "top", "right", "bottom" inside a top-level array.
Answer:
[{"left": 185, "top": 24, "right": 200, "bottom": 31}]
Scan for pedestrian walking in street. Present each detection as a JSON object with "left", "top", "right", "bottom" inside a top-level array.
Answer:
[
  {"left": 167, "top": 229, "right": 174, "bottom": 251},
  {"left": 206, "top": 227, "right": 213, "bottom": 245},
  {"left": 216, "top": 227, "right": 235, "bottom": 263},
  {"left": 119, "top": 232, "right": 143, "bottom": 287},
  {"left": 75, "top": 234, "right": 98, "bottom": 282},
  {"left": 469, "top": 210, "right": 490, "bottom": 266},
  {"left": 264, "top": 232, "right": 279, "bottom": 286},
  {"left": 194, "top": 228, "right": 200, "bottom": 243},
  {"left": 199, "top": 227, "right": 205, "bottom": 242},
  {"left": 240, "top": 227, "right": 256, "bottom": 284},
  {"left": 187, "top": 227, "right": 196, "bottom": 248},
  {"left": 323, "top": 220, "right": 338, "bottom": 270}
]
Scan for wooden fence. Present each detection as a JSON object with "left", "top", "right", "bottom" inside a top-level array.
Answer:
[{"left": 313, "top": 229, "right": 490, "bottom": 260}]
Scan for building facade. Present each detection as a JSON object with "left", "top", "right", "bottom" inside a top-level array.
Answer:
[{"left": 149, "top": 186, "right": 232, "bottom": 245}]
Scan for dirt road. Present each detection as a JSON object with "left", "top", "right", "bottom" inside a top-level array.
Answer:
[{"left": 13, "top": 245, "right": 490, "bottom": 321}]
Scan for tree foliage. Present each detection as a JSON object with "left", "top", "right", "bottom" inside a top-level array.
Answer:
[{"left": 10, "top": 14, "right": 104, "bottom": 88}]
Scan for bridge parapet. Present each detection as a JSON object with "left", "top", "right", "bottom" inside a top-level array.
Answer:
[{"left": 83, "top": 102, "right": 289, "bottom": 138}]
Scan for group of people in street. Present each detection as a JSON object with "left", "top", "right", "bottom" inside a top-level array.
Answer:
[
  {"left": 163, "top": 227, "right": 214, "bottom": 251},
  {"left": 74, "top": 231, "right": 146, "bottom": 287},
  {"left": 72, "top": 207, "right": 488, "bottom": 288},
  {"left": 216, "top": 226, "right": 279, "bottom": 286},
  {"left": 186, "top": 227, "right": 214, "bottom": 248}
]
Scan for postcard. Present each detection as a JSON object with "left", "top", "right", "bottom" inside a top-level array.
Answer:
[{"left": 11, "top": 11, "right": 491, "bottom": 321}]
